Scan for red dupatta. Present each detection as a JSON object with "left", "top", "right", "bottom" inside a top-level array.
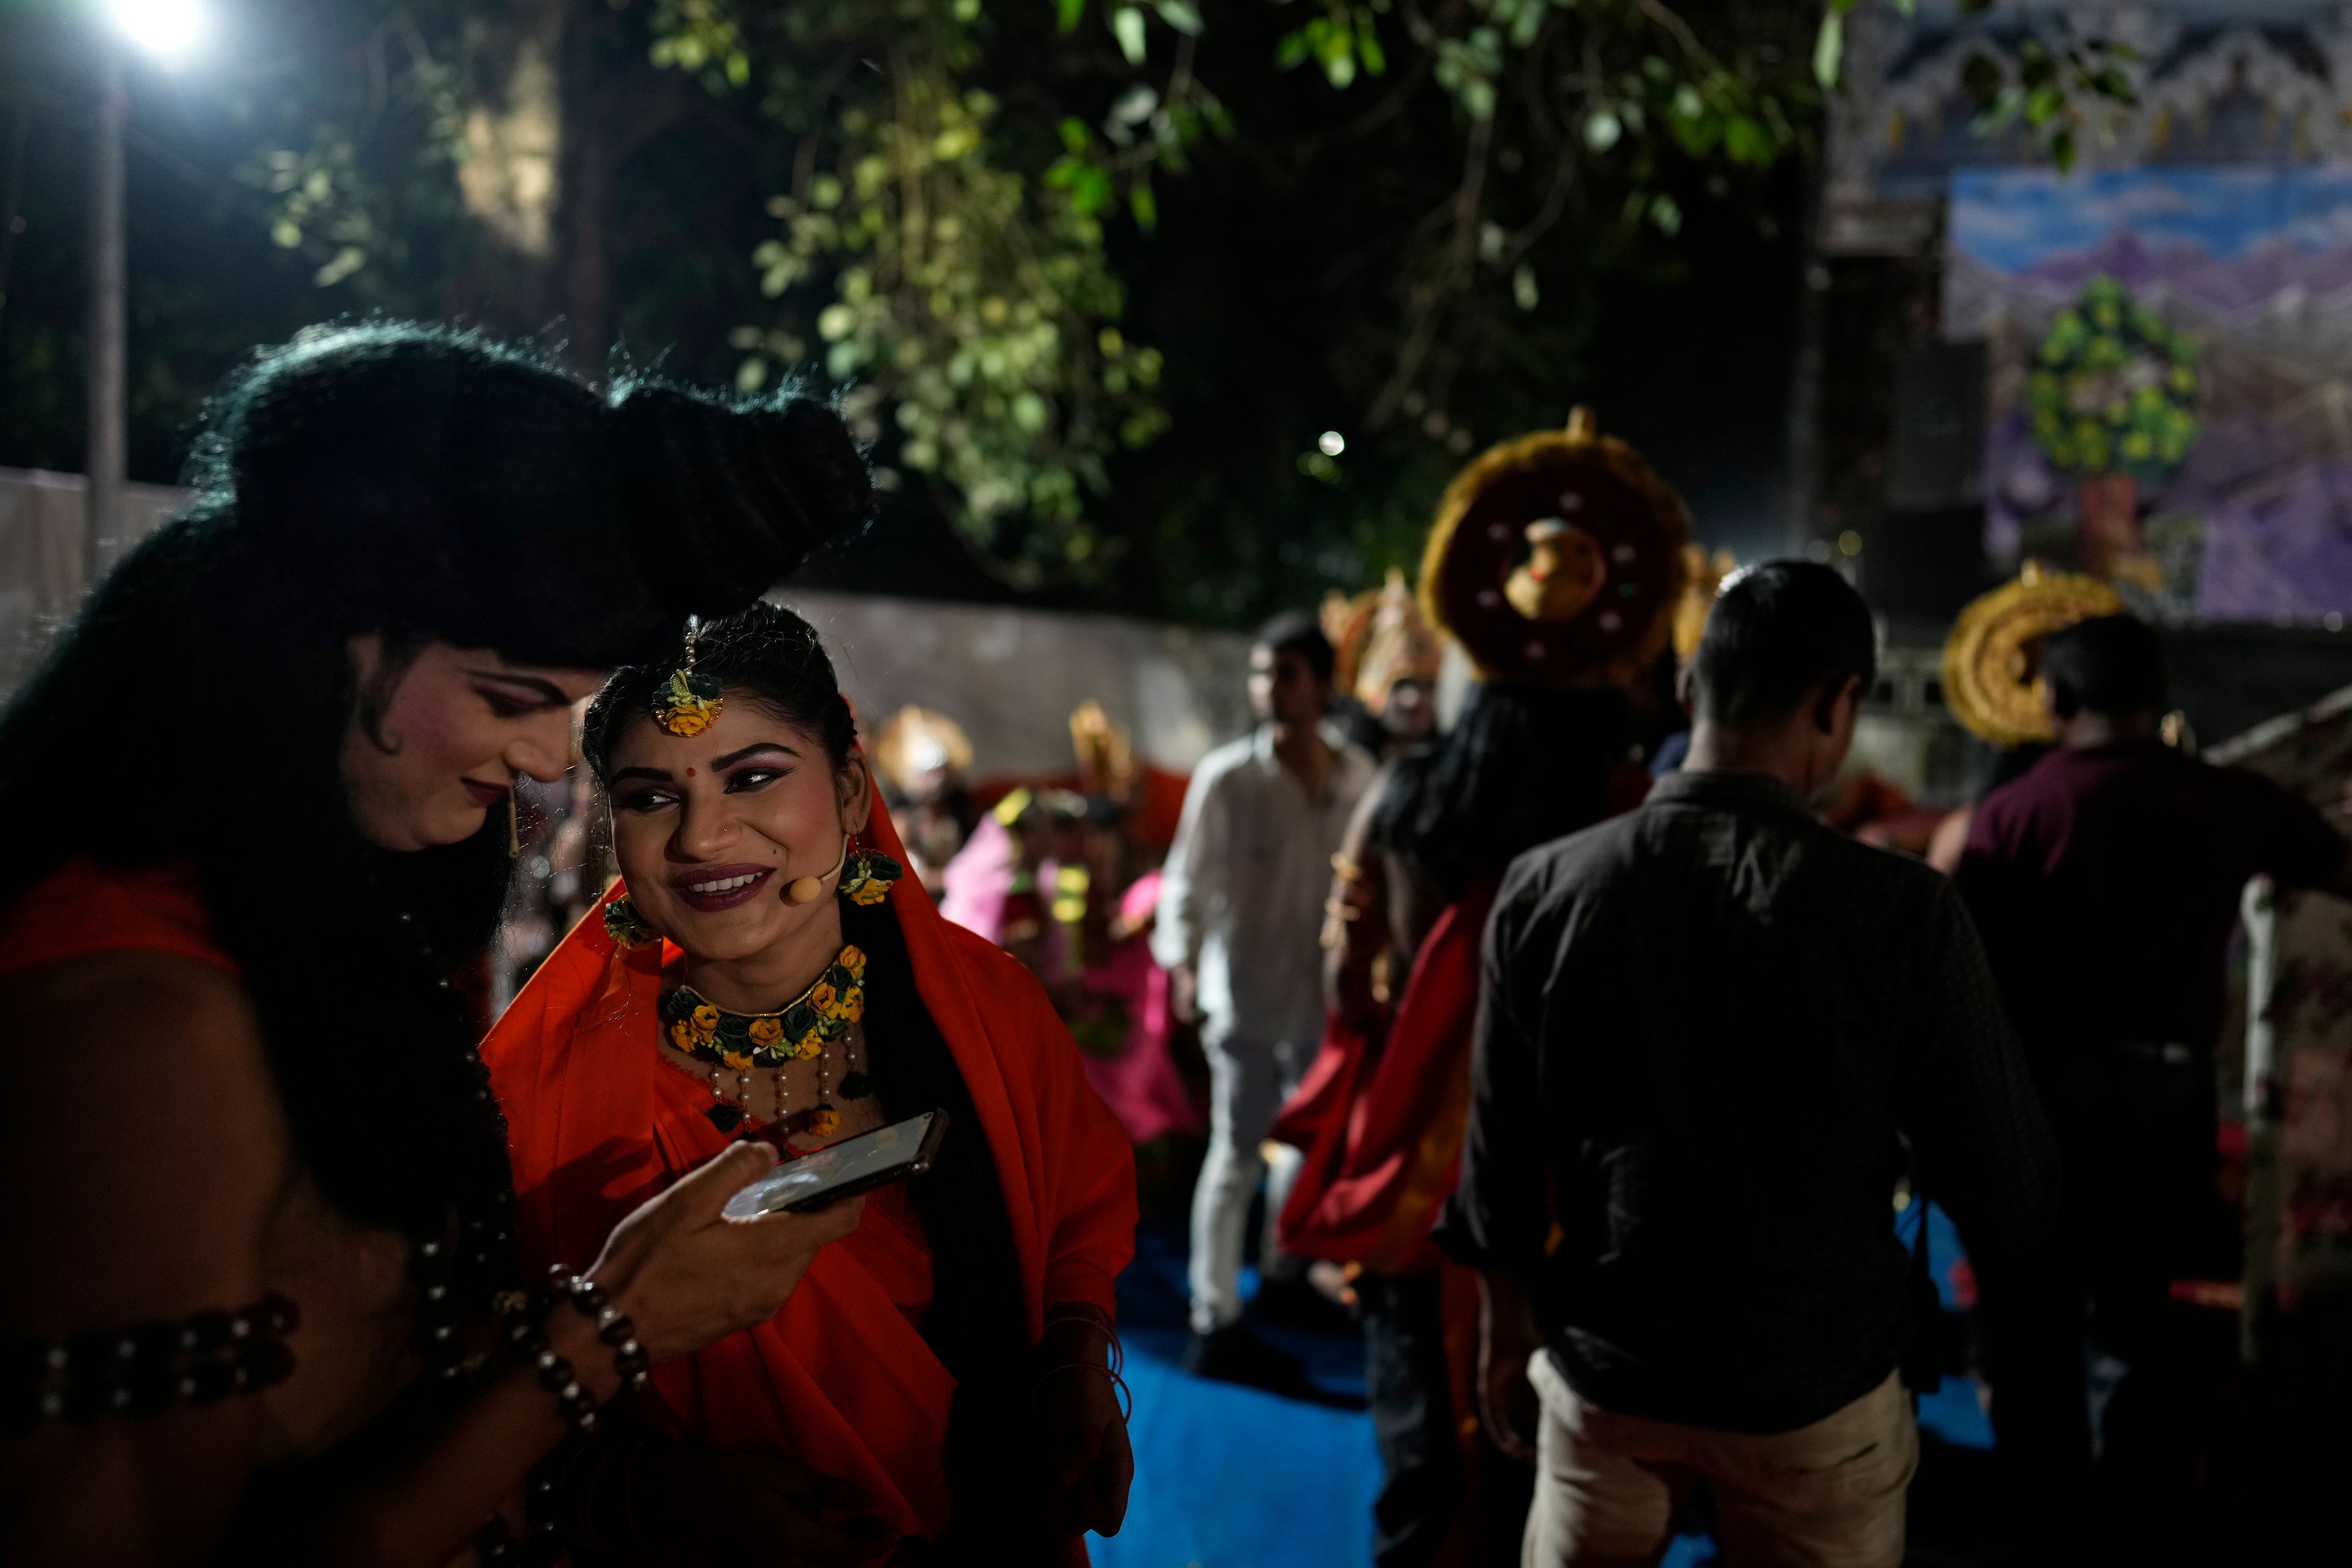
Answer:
[
  {"left": 481, "top": 797, "right": 1136, "bottom": 1547},
  {"left": 1270, "top": 880, "right": 1498, "bottom": 1275}
]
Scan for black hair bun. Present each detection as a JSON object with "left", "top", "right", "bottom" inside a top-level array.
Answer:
[{"left": 608, "top": 381, "right": 872, "bottom": 619}]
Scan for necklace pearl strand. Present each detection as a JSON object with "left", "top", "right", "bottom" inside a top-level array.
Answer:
[{"left": 657, "top": 1023, "right": 872, "bottom": 1145}]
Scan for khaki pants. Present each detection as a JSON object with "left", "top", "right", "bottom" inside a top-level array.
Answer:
[{"left": 1523, "top": 1351, "right": 1917, "bottom": 1568}]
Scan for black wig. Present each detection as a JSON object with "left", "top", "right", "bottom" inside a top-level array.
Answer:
[
  {"left": 1371, "top": 682, "right": 1632, "bottom": 902},
  {"left": 0, "top": 322, "right": 869, "bottom": 1289}
]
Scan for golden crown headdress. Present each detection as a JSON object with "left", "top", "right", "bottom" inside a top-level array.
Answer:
[
  {"left": 1942, "top": 562, "right": 2127, "bottom": 746},
  {"left": 1418, "top": 407, "right": 1689, "bottom": 690}
]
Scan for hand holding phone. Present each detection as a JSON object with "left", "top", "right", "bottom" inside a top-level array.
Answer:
[{"left": 721, "top": 1110, "right": 950, "bottom": 1221}]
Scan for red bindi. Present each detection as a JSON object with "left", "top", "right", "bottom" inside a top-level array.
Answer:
[{"left": 685, "top": 767, "right": 696, "bottom": 777}]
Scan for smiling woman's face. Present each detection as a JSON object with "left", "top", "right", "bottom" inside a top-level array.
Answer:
[
  {"left": 339, "top": 636, "right": 606, "bottom": 853},
  {"left": 603, "top": 691, "right": 872, "bottom": 963}
]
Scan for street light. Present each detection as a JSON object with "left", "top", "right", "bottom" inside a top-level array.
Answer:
[
  {"left": 103, "top": 1, "right": 210, "bottom": 69},
  {"left": 85, "top": 0, "right": 210, "bottom": 587}
]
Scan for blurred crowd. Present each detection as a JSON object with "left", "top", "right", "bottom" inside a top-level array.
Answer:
[{"left": 461, "top": 424, "right": 2351, "bottom": 1568}]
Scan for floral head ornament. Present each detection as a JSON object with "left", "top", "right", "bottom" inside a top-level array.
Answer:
[{"left": 652, "top": 617, "right": 725, "bottom": 737}]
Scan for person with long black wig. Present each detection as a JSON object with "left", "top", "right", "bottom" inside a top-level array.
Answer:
[
  {"left": 1277, "top": 683, "right": 1646, "bottom": 1567},
  {"left": 1276, "top": 409, "right": 1694, "bottom": 1567},
  {"left": 480, "top": 600, "right": 1137, "bottom": 1564},
  {"left": 0, "top": 323, "right": 881, "bottom": 1564}
]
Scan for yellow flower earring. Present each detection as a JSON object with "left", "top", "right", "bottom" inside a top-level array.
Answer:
[{"left": 603, "top": 894, "right": 658, "bottom": 949}]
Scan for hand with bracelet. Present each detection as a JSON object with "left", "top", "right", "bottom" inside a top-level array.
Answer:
[
  {"left": 1029, "top": 1303, "right": 1134, "bottom": 1539},
  {"left": 328, "top": 1141, "right": 863, "bottom": 1564}
]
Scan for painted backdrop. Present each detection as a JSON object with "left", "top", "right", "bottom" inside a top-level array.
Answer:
[{"left": 1947, "top": 167, "right": 2352, "bottom": 623}]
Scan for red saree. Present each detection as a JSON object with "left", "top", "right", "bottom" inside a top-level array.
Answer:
[{"left": 480, "top": 799, "right": 1137, "bottom": 1548}]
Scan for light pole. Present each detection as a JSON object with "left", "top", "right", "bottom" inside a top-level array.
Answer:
[
  {"left": 87, "top": 0, "right": 208, "bottom": 589},
  {"left": 85, "top": 34, "right": 124, "bottom": 589}
]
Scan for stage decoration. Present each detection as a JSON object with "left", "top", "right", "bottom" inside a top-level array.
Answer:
[
  {"left": 1417, "top": 406, "right": 1689, "bottom": 690},
  {"left": 2026, "top": 274, "right": 2200, "bottom": 579},
  {"left": 1942, "top": 562, "right": 2126, "bottom": 747},
  {"left": 652, "top": 617, "right": 725, "bottom": 737},
  {"left": 872, "top": 706, "right": 974, "bottom": 797},
  {"left": 1069, "top": 701, "right": 1136, "bottom": 801},
  {"left": 1672, "top": 545, "right": 1737, "bottom": 663}
]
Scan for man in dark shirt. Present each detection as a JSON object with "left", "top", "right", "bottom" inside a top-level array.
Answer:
[
  {"left": 1954, "top": 613, "right": 2351, "bottom": 1563},
  {"left": 1439, "top": 562, "right": 2056, "bottom": 1567}
]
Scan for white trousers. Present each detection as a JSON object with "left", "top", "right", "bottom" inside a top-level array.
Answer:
[{"left": 1187, "top": 1030, "right": 1306, "bottom": 1335}]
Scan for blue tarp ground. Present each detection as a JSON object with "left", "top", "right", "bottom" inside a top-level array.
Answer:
[{"left": 1088, "top": 1208, "right": 1991, "bottom": 1568}]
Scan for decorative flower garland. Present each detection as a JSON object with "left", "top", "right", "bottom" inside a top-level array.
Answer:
[{"left": 659, "top": 944, "right": 867, "bottom": 1072}]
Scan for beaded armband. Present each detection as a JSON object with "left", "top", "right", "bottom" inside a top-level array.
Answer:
[{"left": 3, "top": 1293, "right": 299, "bottom": 1433}]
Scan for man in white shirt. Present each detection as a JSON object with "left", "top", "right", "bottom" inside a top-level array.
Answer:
[{"left": 1155, "top": 611, "right": 1378, "bottom": 1387}]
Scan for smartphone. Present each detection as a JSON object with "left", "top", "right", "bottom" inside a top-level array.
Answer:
[{"left": 720, "top": 1109, "right": 950, "bottom": 1221}]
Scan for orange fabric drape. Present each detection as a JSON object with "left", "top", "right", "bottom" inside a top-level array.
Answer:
[{"left": 481, "top": 796, "right": 1136, "bottom": 1548}]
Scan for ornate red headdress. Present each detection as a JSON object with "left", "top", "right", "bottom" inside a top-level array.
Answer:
[{"left": 1324, "top": 568, "right": 1444, "bottom": 715}]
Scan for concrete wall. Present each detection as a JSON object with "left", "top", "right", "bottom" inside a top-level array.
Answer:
[
  {"left": 0, "top": 467, "right": 185, "bottom": 695},
  {"left": 783, "top": 589, "right": 1251, "bottom": 778},
  {"left": 0, "top": 467, "right": 1256, "bottom": 773}
]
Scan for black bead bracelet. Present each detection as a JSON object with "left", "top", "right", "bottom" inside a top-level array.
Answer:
[
  {"left": 548, "top": 1267, "right": 651, "bottom": 1396},
  {"left": 502, "top": 1313, "right": 599, "bottom": 1435}
]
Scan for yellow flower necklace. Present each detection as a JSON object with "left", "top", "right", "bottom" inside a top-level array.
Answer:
[{"left": 660, "top": 944, "right": 872, "bottom": 1137}]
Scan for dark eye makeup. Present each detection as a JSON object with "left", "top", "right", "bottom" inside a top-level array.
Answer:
[
  {"left": 723, "top": 764, "right": 792, "bottom": 793},
  {"left": 473, "top": 684, "right": 558, "bottom": 720}
]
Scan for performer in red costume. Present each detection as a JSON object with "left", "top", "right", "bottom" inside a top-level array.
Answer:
[
  {"left": 483, "top": 602, "right": 1138, "bottom": 1563},
  {"left": 0, "top": 325, "right": 874, "bottom": 1564},
  {"left": 1275, "top": 409, "right": 1688, "bottom": 1567}
]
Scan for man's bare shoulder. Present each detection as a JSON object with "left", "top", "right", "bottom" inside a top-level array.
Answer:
[{"left": 0, "top": 952, "right": 285, "bottom": 1329}]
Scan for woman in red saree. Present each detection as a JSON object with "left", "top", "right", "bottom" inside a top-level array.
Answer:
[{"left": 482, "top": 602, "right": 1137, "bottom": 1563}]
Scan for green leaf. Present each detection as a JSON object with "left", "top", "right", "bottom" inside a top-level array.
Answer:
[
  {"left": 1649, "top": 193, "right": 1682, "bottom": 235},
  {"left": 1512, "top": 263, "right": 1538, "bottom": 312},
  {"left": 1131, "top": 177, "right": 1158, "bottom": 229},
  {"left": 2050, "top": 126, "right": 2077, "bottom": 172},
  {"left": 1057, "top": 0, "right": 1087, "bottom": 33},
  {"left": 1584, "top": 109, "right": 1623, "bottom": 151},
  {"left": 1355, "top": 15, "right": 1386, "bottom": 77},
  {"left": 1153, "top": 0, "right": 1204, "bottom": 36},
  {"left": 1812, "top": 11, "right": 1843, "bottom": 90},
  {"left": 1275, "top": 29, "right": 1311, "bottom": 70},
  {"left": 1072, "top": 162, "right": 1115, "bottom": 214},
  {"left": 1059, "top": 117, "right": 1093, "bottom": 154},
  {"left": 1724, "top": 114, "right": 1773, "bottom": 165},
  {"left": 1112, "top": 6, "right": 1147, "bottom": 65}
]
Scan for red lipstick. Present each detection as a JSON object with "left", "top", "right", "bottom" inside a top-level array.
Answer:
[{"left": 670, "top": 863, "right": 775, "bottom": 913}]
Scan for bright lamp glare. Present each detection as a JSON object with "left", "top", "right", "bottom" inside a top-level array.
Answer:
[
  {"left": 1317, "top": 429, "right": 1346, "bottom": 457},
  {"left": 103, "top": 0, "right": 209, "bottom": 65}
]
